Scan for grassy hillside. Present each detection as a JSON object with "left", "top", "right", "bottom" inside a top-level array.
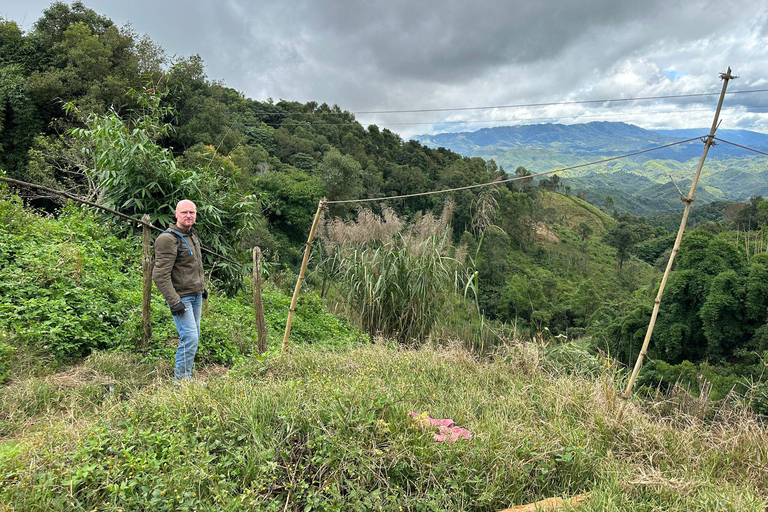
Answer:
[
  {"left": 481, "top": 190, "right": 656, "bottom": 338},
  {"left": 3, "top": 185, "right": 765, "bottom": 510},
  {"left": 537, "top": 192, "right": 615, "bottom": 235},
  {"left": 2, "top": 344, "right": 766, "bottom": 511}
]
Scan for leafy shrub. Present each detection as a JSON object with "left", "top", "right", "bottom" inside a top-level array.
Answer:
[
  {"left": 639, "top": 359, "right": 750, "bottom": 401},
  {"left": 1, "top": 192, "right": 360, "bottom": 373},
  {"left": 0, "top": 201, "right": 141, "bottom": 362}
]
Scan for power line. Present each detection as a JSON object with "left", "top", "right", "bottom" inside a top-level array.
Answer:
[
  {"left": 714, "top": 137, "right": 768, "bottom": 156},
  {"left": 268, "top": 104, "right": 768, "bottom": 128},
  {"left": 349, "top": 105, "right": 768, "bottom": 128},
  {"left": 326, "top": 137, "right": 703, "bottom": 205},
  {"left": 350, "top": 89, "right": 768, "bottom": 115},
  {"left": 248, "top": 87, "right": 768, "bottom": 117}
]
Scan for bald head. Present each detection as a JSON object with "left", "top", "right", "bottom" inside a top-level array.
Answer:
[
  {"left": 176, "top": 199, "right": 196, "bottom": 212},
  {"left": 175, "top": 199, "right": 197, "bottom": 230}
]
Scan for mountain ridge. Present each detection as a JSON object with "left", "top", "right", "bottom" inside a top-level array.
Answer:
[
  {"left": 415, "top": 122, "right": 768, "bottom": 161},
  {"left": 413, "top": 122, "right": 768, "bottom": 214}
]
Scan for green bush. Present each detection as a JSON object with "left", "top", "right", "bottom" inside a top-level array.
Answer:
[
  {"left": 0, "top": 192, "right": 360, "bottom": 374},
  {"left": 639, "top": 359, "right": 752, "bottom": 402},
  {"left": 0, "top": 201, "right": 141, "bottom": 362}
]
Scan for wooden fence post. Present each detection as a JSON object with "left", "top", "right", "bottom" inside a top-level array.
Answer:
[
  {"left": 141, "top": 214, "right": 153, "bottom": 348},
  {"left": 253, "top": 246, "right": 268, "bottom": 354}
]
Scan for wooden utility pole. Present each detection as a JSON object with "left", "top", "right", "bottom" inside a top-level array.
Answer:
[
  {"left": 141, "top": 214, "right": 153, "bottom": 347},
  {"left": 253, "top": 246, "right": 268, "bottom": 354},
  {"left": 617, "top": 68, "right": 736, "bottom": 420},
  {"left": 282, "top": 199, "right": 326, "bottom": 354}
]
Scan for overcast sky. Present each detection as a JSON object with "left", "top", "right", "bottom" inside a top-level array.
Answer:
[{"left": 4, "top": 0, "right": 768, "bottom": 139}]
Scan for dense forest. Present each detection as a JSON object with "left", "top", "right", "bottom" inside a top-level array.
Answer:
[{"left": 2, "top": 1, "right": 768, "bottom": 411}]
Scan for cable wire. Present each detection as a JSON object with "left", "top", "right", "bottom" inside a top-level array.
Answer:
[
  {"left": 246, "top": 87, "right": 768, "bottom": 117},
  {"left": 326, "top": 137, "right": 703, "bottom": 204},
  {"left": 272, "top": 105, "right": 768, "bottom": 128},
  {"left": 251, "top": 89, "right": 768, "bottom": 116},
  {"left": 351, "top": 89, "right": 768, "bottom": 115},
  {"left": 713, "top": 137, "right": 768, "bottom": 156}
]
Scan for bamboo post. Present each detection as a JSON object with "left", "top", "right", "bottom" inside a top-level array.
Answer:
[
  {"left": 282, "top": 199, "right": 326, "bottom": 354},
  {"left": 253, "top": 246, "right": 268, "bottom": 354},
  {"left": 141, "top": 214, "right": 153, "bottom": 348},
  {"left": 617, "top": 68, "right": 735, "bottom": 421}
]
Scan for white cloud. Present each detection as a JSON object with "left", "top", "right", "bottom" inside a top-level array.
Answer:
[{"left": 3, "top": 0, "right": 768, "bottom": 138}]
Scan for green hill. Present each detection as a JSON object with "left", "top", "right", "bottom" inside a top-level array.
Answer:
[
  {"left": 415, "top": 122, "right": 768, "bottom": 215},
  {"left": 3, "top": 7, "right": 768, "bottom": 510}
]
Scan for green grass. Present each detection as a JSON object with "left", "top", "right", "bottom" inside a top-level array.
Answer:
[
  {"left": 1, "top": 342, "right": 766, "bottom": 511},
  {"left": 538, "top": 191, "right": 615, "bottom": 236}
]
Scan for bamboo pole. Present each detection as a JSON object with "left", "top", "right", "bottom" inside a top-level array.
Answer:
[
  {"left": 141, "top": 214, "right": 153, "bottom": 348},
  {"left": 282, "top": 199, "right": 326, "bottom": 354},
  {"left": 617, "top": 68, "right": 735, "bottom": 421},
  {"left": 253, "top": 246, "right": 268, "bottom": 354}
]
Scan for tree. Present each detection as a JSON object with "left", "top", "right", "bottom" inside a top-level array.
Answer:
[
  {"left": 570, "top": 280, "right": 601, "bottom": 327},
  {"left": 254, "top": 166, "right": 325, "bottom": 252},
  {"left": 603, "top": 217, "right": 655, "bottom": 270},
  {"left": 538, "top": 177, "right": 556, "bottom": 191},
  {"left": 577, "top": 221, "right": 593, "bottom": 242},
  {"left": 513, "top": 166, "right": 533, "bottom": 192},
  {"left": 475, "top": 228, "right": 510, "bottom": 318},
  {"left": 1, "top": 4, "right": 157, "bottom": 195},
  {"left": 70, "top": 88, "right": 263, "bottom": 292},
  {"left": 699, "top": 269, "right": 746, "bottom": 359},
  {"left": 32, "top": 1, "right": 114, "bottom": 46},
  {"left": 649, "top": 230, "right": 767, "bottom": 364},
  {"left": 732, "top": 195, "right": 765, "bottom": 230},
  {"left": 0, "top": 63, "right": 43, "bottom": 177},
  {"left": 318, "top": 147, "right": 362, "bottom": 203}
]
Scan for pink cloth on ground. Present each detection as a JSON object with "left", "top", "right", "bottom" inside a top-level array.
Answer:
[{"left": 409, "top": 412, "right": 472, "bottom": 442}]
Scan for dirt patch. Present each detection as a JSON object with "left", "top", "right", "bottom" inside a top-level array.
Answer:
[
  {"left": 533, "top": 222, "right": 560, "bottom": 243},
  {"left": 45, "top": 366, "right": 116, "bottom": 389},
  {"left": 197, "top": 364, "right": 230, "bottom": 380}
]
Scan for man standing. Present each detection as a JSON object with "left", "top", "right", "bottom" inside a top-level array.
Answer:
[{"left": 153, "top": 199, "right": 207, "bottom": 379}]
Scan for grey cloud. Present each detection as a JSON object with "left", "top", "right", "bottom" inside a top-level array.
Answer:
[
  {"left": 3, "top": 0, "right": 768, "bottom": 136},
  {"left": 255, "top": 0, "right": 672, "bottom": 83}
]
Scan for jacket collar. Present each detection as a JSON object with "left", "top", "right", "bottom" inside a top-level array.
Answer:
[{"left": 169, "top": 223, "right": 196, "bottom": 236}]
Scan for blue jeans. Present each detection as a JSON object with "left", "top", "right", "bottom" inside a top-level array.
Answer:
[{"left": 172, "top": 294, "right": 203, "bottom": 379}]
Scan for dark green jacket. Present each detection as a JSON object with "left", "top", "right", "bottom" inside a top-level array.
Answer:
[{"left": 152, "top": 224, "right": 205, "bottom": 307}]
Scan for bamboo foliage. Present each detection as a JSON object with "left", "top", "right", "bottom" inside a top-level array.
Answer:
[
  {"left": 322, "top": 201, "right": 471, "bottom": 344},
  {"left": 340, "top": 234, "right": 461, "bottom": 342}
]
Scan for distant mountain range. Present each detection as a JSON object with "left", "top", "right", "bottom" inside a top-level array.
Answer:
[{"left": 413, "top": 122, "right": 768, "bottom": 216}]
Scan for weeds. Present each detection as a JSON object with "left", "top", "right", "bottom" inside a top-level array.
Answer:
[
  {"left": 2, "top": 343, "right": 767, "bottom": 511},
  {"left": 319, "top": 201, "right": 481, "bottom": 345}
]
